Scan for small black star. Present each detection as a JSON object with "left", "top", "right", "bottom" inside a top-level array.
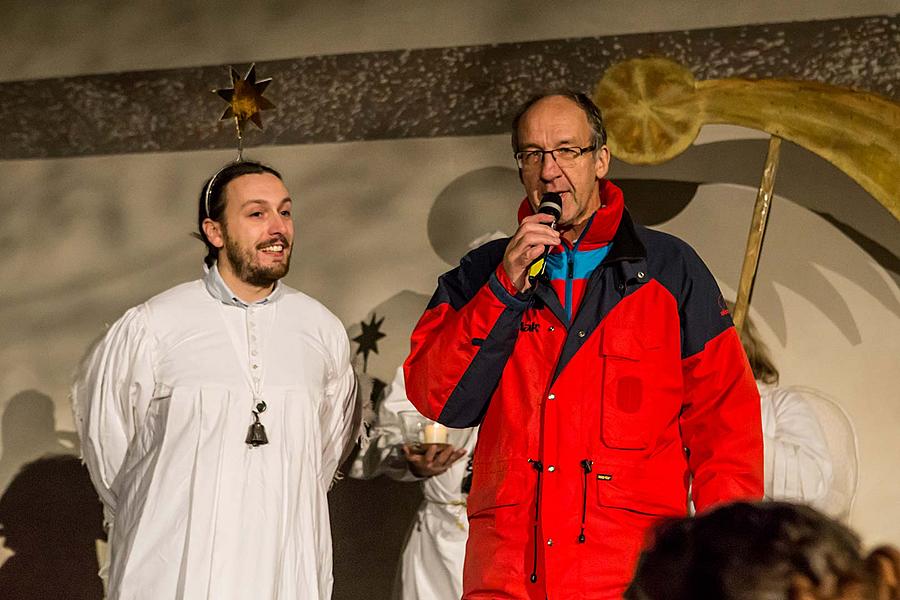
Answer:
[{"left": 353, "top": 314, "right": 386, "bottom": 373}]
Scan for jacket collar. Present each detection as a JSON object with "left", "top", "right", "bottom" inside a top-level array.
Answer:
[
  {"left": 603, "top": 208, "right": 646, "bottom": 264},
  {"left": 532, "top": 203, "right": 648, "bottom": 323}
]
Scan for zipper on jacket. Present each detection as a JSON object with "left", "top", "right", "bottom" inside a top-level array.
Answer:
[
  {"left": 565, "top": 249, "right": 574, "bottom": 321},
  {"left": 527, "top": 458, "right": 544, "bottom": 584},
  {"left": 578, "top": 459, "right": 593, "bottom": 543},
  {"left": 563, "top": 217, "right": 592, "bottom": 321}
]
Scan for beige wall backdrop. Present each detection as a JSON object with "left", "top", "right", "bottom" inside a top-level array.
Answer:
[
  {"left": 1, "top": 1, "right": 898, "bottom": 588},
  {"left": 3, "top": 0, "right": 897, "bottom": 79}
]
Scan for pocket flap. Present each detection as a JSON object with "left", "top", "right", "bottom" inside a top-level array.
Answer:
[
  {"left": 600, "top": 330, "right": 643, "bottom": 360},
  {"left": 595, "top": 462, "right": 687, "bottom": 517},
  {"left": 466, "top": 460, "right": 529, "bottom": 517}
]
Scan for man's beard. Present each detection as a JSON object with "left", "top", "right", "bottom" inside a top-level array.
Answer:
[{"left": 223, "top": 233, "right": 291, "bottom": 287}]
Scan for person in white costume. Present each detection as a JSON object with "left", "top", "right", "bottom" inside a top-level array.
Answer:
[
  {"left": 350, "top": 366, "right": 475, "bottom": 600},
  {"left": 737, "top": 310, "right": 834, "bottom": 509},
  {"left": 348, "top": 230, "right": 514, "bottom": 600},
  {"left": 72, "top": 161, "right": 360, "bottom": 600}
]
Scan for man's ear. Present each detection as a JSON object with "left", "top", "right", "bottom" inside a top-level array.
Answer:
[
  {"left": 594, "top": 145, "right": 611, "bottom": 180},
  {"left": 202, "top": 218, "right": 225, "bottom": 249}
]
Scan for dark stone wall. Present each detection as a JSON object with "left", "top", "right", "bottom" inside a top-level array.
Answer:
[{"left": 1, "top": 15, "right": 897, "bottom": 159}]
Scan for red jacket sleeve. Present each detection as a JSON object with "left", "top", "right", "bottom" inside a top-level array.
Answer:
[
  {"left": 404, "top": 241, "right": 527, "bottom": 427},
  {"left": 671, "top": 241, "right": 764, "bottom": 511},
  {"left": 681, "top": 327, "right": 764, "bottom": 511}
]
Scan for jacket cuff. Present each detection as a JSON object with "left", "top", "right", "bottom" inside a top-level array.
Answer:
[{"left": 489, "top": 266, "right": 531, "bottom": 311}]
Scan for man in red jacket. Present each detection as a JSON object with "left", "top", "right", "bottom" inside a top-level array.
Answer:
[{"left": 404, "top": 91, "right": 763, "bottom": 599}]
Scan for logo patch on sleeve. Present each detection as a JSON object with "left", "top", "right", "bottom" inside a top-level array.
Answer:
[{"left": 717, "top": 294, "right": 730, "bottom": 317}]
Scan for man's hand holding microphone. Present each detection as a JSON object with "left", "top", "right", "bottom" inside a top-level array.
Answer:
[{"left": 502, "top": 192, "right": 562, "bottom": 293}]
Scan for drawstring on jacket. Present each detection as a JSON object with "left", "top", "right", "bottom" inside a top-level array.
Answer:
[
  {"left": 527, "top": 458, "right": 543, "bottom": 584},
  {"left": 578, "top": 459, "right": 593, "bottom": 543}
]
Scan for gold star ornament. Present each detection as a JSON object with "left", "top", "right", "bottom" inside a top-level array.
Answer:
[{"left": 213, "top": 63, "right": 275, "bottom": 158}]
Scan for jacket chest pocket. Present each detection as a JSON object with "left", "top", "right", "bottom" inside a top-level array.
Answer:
[{"left": 598, "top": 329, "right": 660, "bottom": 450}]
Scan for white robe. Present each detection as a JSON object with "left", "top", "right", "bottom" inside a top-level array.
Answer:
[
  {"left": 72, "top": 275, "right": 359, "bottom": 600},
  {"left": 759, "top": 382, "right": 834, "bottom": 507},
  {"left": 350, "top": 367, "right": 476, "bottom": 600}
]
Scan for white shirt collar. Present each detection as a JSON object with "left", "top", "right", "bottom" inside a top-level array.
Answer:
[{"left": 202, "top": 262, "right": 283, "bottom": 308}]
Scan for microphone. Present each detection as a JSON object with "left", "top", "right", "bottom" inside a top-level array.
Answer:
[
  {"left": 528, "top": 192, "right": 562, "bottom": 281},
  {"left": 538, "top": 192, "right": 562, "bottom": 224}
]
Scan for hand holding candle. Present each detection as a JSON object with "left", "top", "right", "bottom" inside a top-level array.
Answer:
[
  {"left": 400, "top": 410, "right": 458, "bottom": 452},
  {"left": 399, "top": 410, "right": 467, "bottom": 475},
  {"left": 403, "top": 442, "right": 467, "bottom": 478},
  {"left": 423, "top": 422, "right": 449, "bottom": 445}
]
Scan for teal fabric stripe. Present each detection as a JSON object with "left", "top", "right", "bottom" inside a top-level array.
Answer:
[
  {"left": 544, "top": 251, "right": 566, "bottom": 280},
  {"left": 574, "top": 246, "right": 610, "bottom": 279},
  {"left": 544, "top": 246, "right": 611, "bottom": 281},
  {"left": 544, "top": 244, "right": 612, "bottom": 321}
]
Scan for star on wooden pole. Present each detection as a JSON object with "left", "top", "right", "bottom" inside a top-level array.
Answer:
[
  {"left": 213, "top": 63, "right": 275, "bottom": 160},
  {"left": 353, "top": 314, "right": 386, "bottom": 373}
]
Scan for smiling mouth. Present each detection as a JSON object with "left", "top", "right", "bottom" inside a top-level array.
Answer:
[{"left": 260, "top": 244, "right": 284, "bottom": 253}]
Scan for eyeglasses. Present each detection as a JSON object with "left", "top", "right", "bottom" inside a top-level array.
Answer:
[{"left": 514, "top": 145, "right": 596, "bottom": 170}]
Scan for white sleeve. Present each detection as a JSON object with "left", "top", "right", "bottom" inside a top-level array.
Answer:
[
  {"left": 761, "top": 386, "right": 834, "bottom": 503},
  {"left": 320, "top": 328, "right": 361, "bottom": 488},
  {"left": 71, "top": 305, "right": 157, "bottom": 517},
  {"left": 348, "top": 366, "right": 423, "bottom": 482}
]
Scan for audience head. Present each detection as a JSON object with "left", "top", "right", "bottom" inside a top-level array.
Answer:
[{"left": 626, "top": 501, "right": 899, "bottom": 600}]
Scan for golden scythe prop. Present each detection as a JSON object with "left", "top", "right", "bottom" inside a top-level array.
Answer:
[{"left": 593, "top": 57, "right": 900, "bottom": 332}]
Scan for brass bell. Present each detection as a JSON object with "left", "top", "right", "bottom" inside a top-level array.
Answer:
[{"left": 245, "top": 412, "right": 269, "bottom": 447}]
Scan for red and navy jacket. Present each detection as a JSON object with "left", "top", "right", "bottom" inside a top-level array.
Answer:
[{"left": 404, "top": 180, "right": 763, "bottom": 600}]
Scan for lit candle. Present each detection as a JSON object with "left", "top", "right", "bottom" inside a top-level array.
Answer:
[{"left": 423, "top": 422, "right": 448, "bottom": 444}]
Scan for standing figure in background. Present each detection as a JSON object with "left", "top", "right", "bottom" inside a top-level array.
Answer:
[
  {"left": 72, "top": 161, "right": 360, "bottom": 600},
  {"left": 347, "top": 190, "right": 517, "bottom": 599},
  {"left": 404, "top": 91, "right": 764, "bottom": 599},
  {"left": 738, "top": 310, "right": 837, "bottom": 510},
  {"left": 351, "top": 366, "right": 475, "bottom": 600}
]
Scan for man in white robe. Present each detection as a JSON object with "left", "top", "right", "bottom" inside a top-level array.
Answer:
[
  {"left": 734, "top": 304, "right": 837, "bottom": 514},
  {"left": 350, "top": 366, "right": 474, "bottom": 600},
  {"left": 72, "top": 161, "right": 360, "bottom": 600}
]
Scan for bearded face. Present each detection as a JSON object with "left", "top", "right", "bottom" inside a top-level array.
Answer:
[
  {"left": 204, "top": 173, "right": 295, "bottom": 296},
  {"left": 222, "top": 227, "right": 292, "bottom": 287}
]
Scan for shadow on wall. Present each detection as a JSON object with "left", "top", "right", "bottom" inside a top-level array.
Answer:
[
  {"left": 0, "top": 391, "right": 105, "bottom": 599},
  {"left": 0, "top": 455, "right": 105, "bottom": 600},
  {"left": 0, "top": 390, "right": 80, "bottom": 492}
]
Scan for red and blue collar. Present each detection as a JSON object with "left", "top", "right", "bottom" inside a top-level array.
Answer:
[{"left": 516, "top": 179, "right": 625, "bottom": 250}]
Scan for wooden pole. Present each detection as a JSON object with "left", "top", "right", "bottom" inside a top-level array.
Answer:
[{"left": 733, "top": 135, "right": 782, "bottom": 334}]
